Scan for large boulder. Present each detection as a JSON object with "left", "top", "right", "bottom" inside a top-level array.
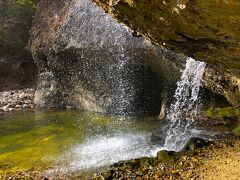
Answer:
[
  {"left": 30, "top": 0, "right": 187, "bottom": 115},
  {"left": 0, "top": 0, "right": 37, "bottom": 91}
]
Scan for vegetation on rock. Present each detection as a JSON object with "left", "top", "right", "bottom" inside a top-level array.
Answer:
[
  {"left": 233, "top": 125, "right": 240, "bottom": 135},
  {"left": 206, "top": 107, "right": 240, "bottom": 121},
  {"left": 16, "top": 0, "right": 37, "bottom": 9}
]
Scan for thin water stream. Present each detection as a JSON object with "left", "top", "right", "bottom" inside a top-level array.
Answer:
[{"left": 163, "top": 57, "right": 208, "bottom": 151}]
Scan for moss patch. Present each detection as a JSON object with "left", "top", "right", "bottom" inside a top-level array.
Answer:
[
  {"left": 206, "top": 107, "right": 240, "bottom": 121},
  {"left": 232, "top": 125, "right": 240, "bottom": 135},
  {"left": 16, "top": 0, "right": 37, "bottom": 9}
]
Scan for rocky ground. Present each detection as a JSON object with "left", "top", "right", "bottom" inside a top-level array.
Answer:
[
  {"left": 198, "top": 140, "right": 240, "bottom": 179},
  {"left": 0, "top": 88, "right": 35, "bottom": 113},
  {"left": 92, "top": 139, "right": 240, "bottom": 180}
]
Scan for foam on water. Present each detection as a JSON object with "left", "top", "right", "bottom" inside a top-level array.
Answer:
[{"left": 49, "top": 133, "right": 162, "bottom": 174}]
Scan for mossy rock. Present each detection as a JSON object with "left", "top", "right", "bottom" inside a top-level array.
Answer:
[
  {"left": 16, "top": 0, "right": 37, "bottom": 9},
  {"left": 157, "top": 150, "right": 173, "bottom": 162},
  {"left": 232, "top": 125, "right": 240, "bottom": 136},
  {"left": 0, "top": 0, "right": 37, "bottom": 63},
  {"left": 206, "top": 107, "right": 240, "bottom": 121},
  {"left": 139, "top": 157, "right": 155, "bottom": 167}
]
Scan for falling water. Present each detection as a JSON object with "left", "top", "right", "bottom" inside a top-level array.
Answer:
[
  {"left": 61, "top": 0, "right": 159, "bottom": 116},
  {"left": 163, "top": 57, "right": 206, "bottom": 151}
]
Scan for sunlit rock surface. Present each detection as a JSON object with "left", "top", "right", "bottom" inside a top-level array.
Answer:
[
  {"left": 30, "top": 0, "right": 187, "bottom": 115},
  {"left": 94, "top": 0, "right": 240, "bottom": 70}
]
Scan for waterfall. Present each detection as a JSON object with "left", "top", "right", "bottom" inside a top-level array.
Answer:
[
  {"left": 64, "top": 0, "right": 159, "bottom": 116},
  {"left": 163, "top": 57, "right": 206, "bottom": 151}
]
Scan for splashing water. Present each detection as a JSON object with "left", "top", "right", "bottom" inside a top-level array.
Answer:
[{"left": 163, "top": 57, "right": 206, "bottom": 151}]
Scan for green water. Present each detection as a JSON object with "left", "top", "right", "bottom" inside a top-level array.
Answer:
[{"left": 0, "top": 110, "right": 162, "bottom": 174}]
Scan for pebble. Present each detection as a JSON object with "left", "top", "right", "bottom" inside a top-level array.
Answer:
[
  {"left": 2, "top": 106, "right": 9, "bottom": 112},
  {"left": 9, "top": 108, "right": 14, "bottom": 112},
  {"left": 19, "top": 92, "right": 25, "bottom": 99},
  {"left": 15, "top": 104, "right": 22, "bottom": 109},
  {"left": 0, "top": 88, "right": 35, "bottom": 113}
]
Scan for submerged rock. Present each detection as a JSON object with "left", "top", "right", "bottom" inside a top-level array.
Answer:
[
  {"left": 30, "top": 0, "right": 187, "bottom": 115},
  {"left": 233, "top": 125, "right": 240, "bottom": 136}
]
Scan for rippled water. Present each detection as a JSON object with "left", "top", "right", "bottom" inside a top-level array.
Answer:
[{"left": 0, "top": 110, "right": 164, "bottom": 176}]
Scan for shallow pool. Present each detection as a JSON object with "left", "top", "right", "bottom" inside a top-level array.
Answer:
[{"left": 0, "top": 110, "right": 164, "bottom": 176}]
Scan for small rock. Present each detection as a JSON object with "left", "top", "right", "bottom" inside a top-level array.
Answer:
[
  {"left": 23, "top": 104, "right": 28, "bottom": 108},
  {"left": 2, "top": 106, "right": 9, "bottom": 112},
  {"left": 15, "top": 108, "right": 23, "bottom": 112},
  {"left": 24, "top": 100, "right": 32, "bottom": 104},
  {"left": 19, "top": 92, "right": 26, "bottom": 100},
  {"left": 157, "top": 150, "right": 173, "bottom": 162},
  {"left": 183, "top": 137, "right": 211, "bottom": 151},
  {"left": 9, "top": 108, "right": 14, "bottom": 112},
  {"left": 7, "top": 103, "right": 16, "bottom": 108},
  {"left": 3, "top": 99, "right": 8, "bottom": 105},
  {"left": 15, "top": 104, "right": 22, "bottom": 109},
  {"left": 66, "top": 106, "right": 73, "bottom": 109}
]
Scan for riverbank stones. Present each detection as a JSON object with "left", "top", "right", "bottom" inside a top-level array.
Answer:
[{"left": 0, "top": 88, "right": 35, "bottom": 113}]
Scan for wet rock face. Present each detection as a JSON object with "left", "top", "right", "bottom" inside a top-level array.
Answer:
[
  {"left": 30, "top": 0, "right": 186, "bottom": 115},
  {"left": 203, "top": 66, "right": 240, "bottom": 107},
  {"left": 94, "top": 0, "right": 240, "bottom": 70},
  {"left": 0, "top": 0, "right": 37, "bottom": 91}
]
